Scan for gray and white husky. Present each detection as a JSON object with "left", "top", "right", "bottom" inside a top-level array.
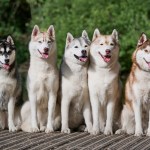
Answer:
[
  {"left": 0, "top": 36, "right": 22, "bottom": 132},
  {"left": 60, "top": 31, "right": 92, "bottom": 133},
  {"left": 21, "top": 25, "right": 60, "bottom": 133}
]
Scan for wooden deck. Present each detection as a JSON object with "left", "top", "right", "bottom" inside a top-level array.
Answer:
[{"left": 1, "top": 130, "right": 150, "bottom": 150}]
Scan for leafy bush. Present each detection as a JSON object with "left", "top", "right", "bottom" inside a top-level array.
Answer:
[{"left": 1, "top": 0, "right": 150, "bottom": 74}]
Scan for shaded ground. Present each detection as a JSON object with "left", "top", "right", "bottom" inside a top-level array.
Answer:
[{"left": 0, "top": 130, "right": 150, "bottom": 150}]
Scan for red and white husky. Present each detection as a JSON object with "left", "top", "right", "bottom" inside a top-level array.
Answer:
[
  {"left": 116, "top": 33, "right": 150, "bottom": 136},
  {"left": 88, "top": 29, "right": 121, "bottom": 135}
]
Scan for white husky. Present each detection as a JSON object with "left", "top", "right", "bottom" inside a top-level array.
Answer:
[
  {"left": 60, "top": 31, "right": 92, "bottom": 133},
  {"left": 88, "top": 29, "right": 121, "bottom": 135},
  {"left": 21, "top": 25, "right": 60, "bottom": 133},
  {"left": 116, "top": 33, "right": 150, "bottom": 136}
]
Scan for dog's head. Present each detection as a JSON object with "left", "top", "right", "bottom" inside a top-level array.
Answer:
[
  {"left": 133, "top": 33, "right": 150, "bottom": 72},
  {"left": 90, "top": 29, "right": 119, "bottom": 67},
  {"left": 64, "top": 30, "right": 90, "bottom": 65},
  {"left": 0, "top": 36, "right": 16, "bottom": 70},
  {"left": 29, "top": 25, "right": 55, "bottom": 59}
]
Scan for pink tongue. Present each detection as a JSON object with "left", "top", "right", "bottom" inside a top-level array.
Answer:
[
  {"left": 42, "top": 53, "right": 49, "bottom": 59},
  {"left": 79, "top": 57, "right": 88, "bottom": 62},
  {"left": 3, "top": 64, "right": 10, "bottom": 70},
  {"left": 104, "top": 57, "right": 111, "bottom": 63},
  {"left": 148, "top": 62, "right": 150, "bottom": 68}
]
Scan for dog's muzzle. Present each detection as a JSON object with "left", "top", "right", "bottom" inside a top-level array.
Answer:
[
  {"left": 74, "top": 54, "right": 88, "bottom": 62},
  {"left": 143, "top": 58, "right": 150, "bottom": 68},
  {"left": 0, "top": 61, "right": 10, "bottom": 70},
  {"left": 38, "top": 49, "right": 49, "bottom": 59},
  {"left": 98, "top": 51, "right": 111, "bottom": 63}
]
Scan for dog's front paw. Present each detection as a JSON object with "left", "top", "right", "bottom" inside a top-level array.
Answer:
[
  {"left": 86, "top": 126, "right": 93, "bottom": 133},
  {"left": 45, "top": 127, "right": 54, "bottom": 133},
  {"left": 9, "top": 125, "right": 18, "bottom": 132},
  {"left": 40, "top": 126, "right": 46, "bottom": 132},
  {"left": 115, "top": 129, "right": 125, "bottom": 134},
  {"left": 31, "top": 127, "right": 40, "bottom": 133},
  {"left": 134, "top": 130, "right": 143, "bottom": 136},
  {"left": 61, "top": 128, "right": 71, "bottom": 134},
  {"left": 104, "top": 127, "right": 113, "bottom": 135},
  {"left": 91, "top": 128, "right": 100, "bottom": 135},
  {"left": 146, "top": 131, "right": 150, "bottom": 136}
]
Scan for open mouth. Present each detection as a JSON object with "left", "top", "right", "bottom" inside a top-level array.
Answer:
[
  {"left": 98, "top": 52, "right": 111, "bottom": 63},
  {"left": 38, "top": 50, "right": 49, "bottom": 59},
  {"left": 0, "top": 61, "right": 10, "bottom": 70},
  {"left": 74, "top": 54, "right": 88, "bottom": 62},
  {"left": 143, "top": 58, "right": 150, "bottom": 68}
]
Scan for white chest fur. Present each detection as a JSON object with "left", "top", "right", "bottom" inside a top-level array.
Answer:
[{"left": 134, "top": 70, "right": 150, "bottom": 104}]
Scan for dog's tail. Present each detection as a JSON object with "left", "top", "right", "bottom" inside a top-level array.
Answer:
[
  {"left": 122, "top": 104, "right": 135, "bottom": 134},
  {"left": 53, "top": 102, "right": 61, "bottom": 131},
  {"left": 21, "top": 101, "right": 32, "bottom": 132},
  {"left": 53, "top": 115, "right": 61, "bottom": 131},
  {"left": 116, "top": 104, "right": 134, "bottom": 134}
]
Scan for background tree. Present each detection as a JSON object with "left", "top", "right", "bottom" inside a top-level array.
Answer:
[{"left": 0, "top": 0, "right": 150, "bottom": 75}]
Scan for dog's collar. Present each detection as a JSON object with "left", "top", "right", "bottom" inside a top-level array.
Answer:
[{"left": 0, "top": 61, "right": 15, "bottom": 72}]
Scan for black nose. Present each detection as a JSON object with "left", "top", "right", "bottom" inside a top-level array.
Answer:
[
  {"left": 5, "top": 59, "right": 9, "bottom": 64},
  {"left": 106, "top": 49, "right": 111, "bottom": 54},
  {"left": 81, "top": 50, "right": 87, "bottom": 54},
  {"left": 44, "top": 48, "right": 49, "bottom": 53}
]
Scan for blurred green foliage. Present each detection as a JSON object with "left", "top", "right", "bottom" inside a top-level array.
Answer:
[{"left": 0, "top": 0, "right": 150, "bottom": 74}]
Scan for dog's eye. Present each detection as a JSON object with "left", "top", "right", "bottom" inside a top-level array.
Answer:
[
  {"left": 110, "top": 43, "right": 114, "bottom": 46},
  {"left": 47, "top": 41, "right": 51, "bottom": 44},
  {"left": 85, "top": 45, "right": 88, "bottom": 48},
  {"left": 38, "top": 41, "right": 42, "bottom": 43},
  {"left": 7, "top": 51, "right": 12, "bottom": 55},
  {"left": 100, "top": 43, "right": 103, "bottom": 45},
  {"left": 74, "top": 46, "right": 78, "bottom": 48},
  {"left": 145, "top": 49, "right": 148, "bottom": 53}
]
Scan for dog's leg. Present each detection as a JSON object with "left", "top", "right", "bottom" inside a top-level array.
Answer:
[
  {"left": 29, "top": 93, "right": 39, "bottom": 132},
  {"left": 146, "top": 109, "right": 150, "bottom": 136},
  {"left": 0, "top": 111, "right": 6, "bottom": 129},
  {"left": 14, "top": 108, "right": 22, "bottom": 131},
  {"left": 90, "top": 94, "right": 100, "bottom": 135},
  {"left": 99, "top": 105, "right": 105, "bottom": 133},
  {"left": 45, "top": 92, "right": 56, "bottom": 133},
  {"left": 83, "top": 99, "right": 92, "bottom": 133},
  {"left": 8, "top": 97, "right": 17, "bottom": 132},
  {"left": 104, "top": 100, "right": 115, "bottom": 135},
  {"left": 61, "top": 96, "right": 71, "bottom": 134},
  {"left": 39, "top": 109, "right": 47, "bottom": 132},
  {"left": 133, "top": 101, "right": 143, "bottom": 136}
]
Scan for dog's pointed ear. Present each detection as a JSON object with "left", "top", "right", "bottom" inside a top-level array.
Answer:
[
  {"left": 47, "top": 25, "right": 55, "bottom": 39},
  {"left": 137, "top": 33, "right": 147, "bottom": 47},
  {"left": 112, "top": 29, "right": 118, "bottom": 42},
  {"left": 32, "top": 25, "right": 40, "bottom": 37},
  {"left": 92, "top": 28, "right": 100, "bottom": 41},
  {"left": 7, "top": 36, "right": 14, "bottom": 45},
  {"left": 82, "top": 30, "right": 89, "bottom": 40},
  {"left": 66, "top": 32, "right": 74, "bottom": 47},
  {"left": 82, "top": 30, "right": 91, "bottom": 43}
]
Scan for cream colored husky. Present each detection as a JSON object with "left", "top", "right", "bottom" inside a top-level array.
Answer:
[
  {"left": 21, "top": 25, "right": 60, "bottom": 133},
  {"left": 60, "top": 31, "right": 92, "bottom": 133},
  {"left": 116, "top": 33, "right": 150, "bottom": 136},
  {"left": 88, "top": 29, "right": 121, "bottom": 135}
]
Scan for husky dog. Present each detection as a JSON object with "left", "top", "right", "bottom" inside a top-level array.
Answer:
[
  {"left": 88, "top": 29, "right": 121, "bottom": 135},
  {"left": 21, "top": 25, "right": 60, "bottom": 133},
  {"left": 0, "top": 36, "right": 22, "bottom": 132},
  {"left": 116, "top": 33, "right": 150, "bottom": 136},
  {"left": 60, "top": 31, "right": 92, "bottom": 133}
]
